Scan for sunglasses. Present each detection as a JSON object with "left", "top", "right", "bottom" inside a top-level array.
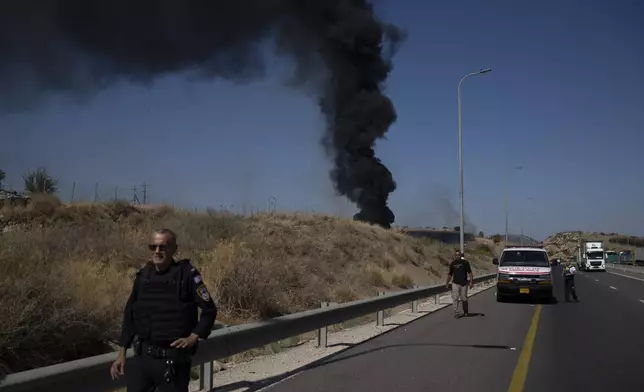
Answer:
[{"left": 148, "top": 244, "right": 170, "bottom": 252}]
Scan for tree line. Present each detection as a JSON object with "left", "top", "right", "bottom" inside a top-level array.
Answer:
[
  {"left": 0, "top": 167, "right": 58, "bottom": 194},
  {"left": 609, "top": 236, "right": 644, "bottom": 248}
]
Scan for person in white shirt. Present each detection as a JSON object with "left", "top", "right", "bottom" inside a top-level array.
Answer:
[{"left": 562, "top": 260, "right": 579, "bottom": 302}]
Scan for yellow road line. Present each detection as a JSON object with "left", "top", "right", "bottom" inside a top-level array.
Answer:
[{"left": 507, "top": 304, "right": 542, "bottom": 392}]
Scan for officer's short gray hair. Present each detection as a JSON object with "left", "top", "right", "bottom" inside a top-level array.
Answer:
[{"left": 153, "top": 228, "right": 177, "bottom": 245}]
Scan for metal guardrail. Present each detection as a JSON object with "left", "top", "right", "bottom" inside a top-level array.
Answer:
[
  {"left": 0, "top": 273, "right": 497, "bottom": 392},
  {"left": 606, "top": 263, "right": 644, "bottom": 274}
]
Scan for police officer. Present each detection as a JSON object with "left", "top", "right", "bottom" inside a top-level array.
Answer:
[
  {"left": 562, "top": 260, "right": 579, "bottom": 302},
  {"left": 110, "top": 228, "right": 217, "bottom": 392}
]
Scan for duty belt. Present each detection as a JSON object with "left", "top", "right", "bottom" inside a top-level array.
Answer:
[{"left": 136, "top": 341, "right": 196, "bottom": 363}]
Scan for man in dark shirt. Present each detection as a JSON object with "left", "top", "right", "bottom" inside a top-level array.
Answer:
[
  {"left": 110, "top": 228, "right": 217, "bottom": 392},
  {"left": 445, "top": 250, "right": 473, "bottom": 318}
]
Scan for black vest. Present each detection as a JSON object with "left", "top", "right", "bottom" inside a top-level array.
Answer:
[{"left": 132, "top": 261, "right": 198, "bottom": 345}]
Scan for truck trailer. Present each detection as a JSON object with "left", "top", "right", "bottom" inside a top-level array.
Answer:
[{"left": 635, "top": 247, "right": 644, "bottom": 266}]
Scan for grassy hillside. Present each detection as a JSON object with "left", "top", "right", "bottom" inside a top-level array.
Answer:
[{"left": 0, "top": 195, "right": 496, "bottom": 374}]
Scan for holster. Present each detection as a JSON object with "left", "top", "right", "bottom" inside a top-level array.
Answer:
[{"left": 132, "top": 336, "right": 143, "bottom": 356}]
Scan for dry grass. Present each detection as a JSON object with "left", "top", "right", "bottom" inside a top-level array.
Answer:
[{"left": 0, "top": 195, "right": 495, "bottom": 374}]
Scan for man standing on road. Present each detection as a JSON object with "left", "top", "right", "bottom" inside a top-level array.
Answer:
[
  {"left": 446, "top": 250, "right": 474, "bottom": 318},
  {"left": 110, "top": 228, "right": 217, "bottom": 392},
  {"left": 562, "top": 260, "right": 579, "bottom": 302}
]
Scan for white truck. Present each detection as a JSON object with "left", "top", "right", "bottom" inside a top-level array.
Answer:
[{"left": 578, "top": 240, "right": 606, "bottom": 271}]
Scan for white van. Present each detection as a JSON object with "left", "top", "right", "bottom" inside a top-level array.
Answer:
[{"left": 493, "top": 245, "right": 554, "bottom": 303}]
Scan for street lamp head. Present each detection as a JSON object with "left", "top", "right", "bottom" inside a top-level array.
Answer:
[{"left": 479, "top": 68, "right": 492, "bottom": 74}]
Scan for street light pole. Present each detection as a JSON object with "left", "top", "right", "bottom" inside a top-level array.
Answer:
[
  {"left": 522, "top": 197, "right": 534, "bottom": 245},
  {"left": 505, "top": 165, "right": 523, "bottom": 245},
  {"left": 458, "top": 68, "right": 492, "bottom": 254},
  {"left": 520, "top": 210, "right": 524, "bottom": 245}
]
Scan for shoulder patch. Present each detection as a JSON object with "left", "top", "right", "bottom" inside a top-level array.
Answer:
[
  {"left": 193, "top": 273, "right": 203, "bottom": 285},
  {"left": 188, "top": 264, "right": 202, "bottom": 280},
  {"left": 196, "top": 283, "right": 211, "bottom": 302}
]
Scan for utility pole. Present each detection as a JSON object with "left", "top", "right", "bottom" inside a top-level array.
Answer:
[
  {"left": 268, "top": 196, "right": 277, "bottom": 214},
  {"left": 131, "top": 186, "right": 140, "bottom": 204},
  {"left": 142, "top": 182, "right": 148, "bottom": 204}
]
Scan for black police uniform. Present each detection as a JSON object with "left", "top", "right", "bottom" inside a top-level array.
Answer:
[{"left": 118, "top": 259, "right": 217, "bottom": 392}]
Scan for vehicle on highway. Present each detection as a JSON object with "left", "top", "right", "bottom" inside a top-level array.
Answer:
[
  {"left": 635, "top": 247, "right": 644, "bottom": 266},
  {"left": 605, "top": 250, "right": 618, "bottom": 264},
  {"left": 492, "top": 245, "right": 554, "bottom": 302},
  {"left": 578, "top": 240, "right": 606, "bottom": 271},
  {"left": 619, "top": 250, "right": 633, "bottom": 265}
]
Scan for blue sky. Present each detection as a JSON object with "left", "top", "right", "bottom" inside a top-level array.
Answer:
[{"left": 1, "top": 0, "right": 643, "bottom": 240}]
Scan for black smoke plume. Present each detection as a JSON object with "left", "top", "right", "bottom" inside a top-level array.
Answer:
[{"left": 0, "top": 0, "right": 405, "bottom": 228}]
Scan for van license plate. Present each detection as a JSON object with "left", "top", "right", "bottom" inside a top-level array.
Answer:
[{"left": 519, "top": 288, "right": 530, "bottom": 294}]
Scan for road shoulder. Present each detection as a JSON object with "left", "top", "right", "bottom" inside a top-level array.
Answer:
[{"left": 189, "top": 280, "right": 496, "bottom": 392}]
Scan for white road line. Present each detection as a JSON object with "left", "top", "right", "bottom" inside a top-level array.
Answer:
[
  {"left": 609, "top": 286, "right": 617, "bottom": 290},
  {"left": 594, "top": 279, "right": 599, "bottom": 282},
  {"left": 639, "top": 300, "right": 644, "bottom": 304},
  {"left": 607, "top": 271, "right": 644, "bottom": 282}
]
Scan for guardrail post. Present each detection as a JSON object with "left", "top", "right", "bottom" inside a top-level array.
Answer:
[
  {"left": 317, "top": 301, "right": 330, "bottom": 348},
  {"left": 376, "top": 291, "right": 385, "bottom": 326},
  {"left": 411, "top": 285, "right": 419, "bottom": 313},
  {"left": 435, "top": 293, "right": 439, "bottom": 304},
  {"left": 199, "top": 361, "right": 214, "bottom": 391}
]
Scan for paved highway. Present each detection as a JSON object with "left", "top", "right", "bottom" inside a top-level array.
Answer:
[
  {"left": 607, "top": 263, "right": 644, "bottom": 276},
  {"left": 255, "top": 267, "right": 644, "bottom": 392}
]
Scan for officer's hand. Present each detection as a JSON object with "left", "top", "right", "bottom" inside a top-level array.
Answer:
[
  {"left": 171, "top": 333, "right": 199, "bottom": 348},
  {"left": 110, "top": 356, "right": 125, "bottom": 380}
]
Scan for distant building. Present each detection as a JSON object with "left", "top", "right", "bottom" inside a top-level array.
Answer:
[{"left": 0, "top": 189, "right": 30, "bottom": 207}]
